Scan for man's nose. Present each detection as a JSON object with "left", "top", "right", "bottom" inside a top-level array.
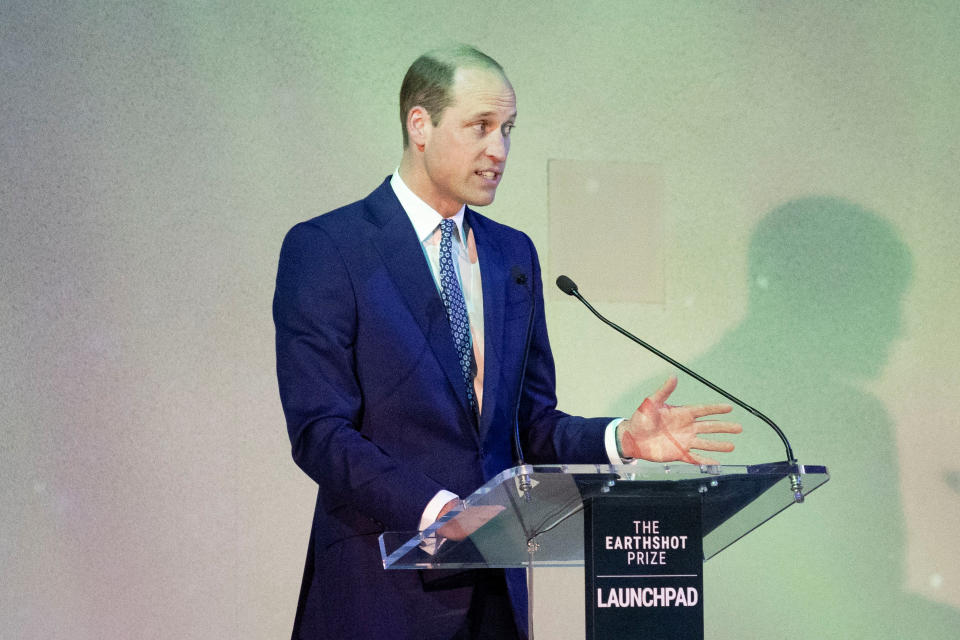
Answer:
[{"left": 486, "top": 132, "right": 508, "bottom": 162}]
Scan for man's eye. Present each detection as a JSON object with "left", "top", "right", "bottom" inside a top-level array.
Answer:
[
  {"left": 502, "top": 123, "right": 515, "bottom": 136},
  {"left": 473, "top": 122, "right": 488, "bottom": 135}
]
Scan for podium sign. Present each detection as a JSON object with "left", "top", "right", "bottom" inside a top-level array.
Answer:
[{"left": 585, "top": 495, "right": 703, "bottom": 640}]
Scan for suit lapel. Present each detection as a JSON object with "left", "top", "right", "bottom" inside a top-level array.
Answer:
[{"left": 364, "top": 181, "right": 480, "bottom": 433}]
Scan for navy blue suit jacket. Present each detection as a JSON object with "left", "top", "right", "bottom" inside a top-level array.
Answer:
[{"left": 274, "top": 178, "right": 611, "bottom": 639}]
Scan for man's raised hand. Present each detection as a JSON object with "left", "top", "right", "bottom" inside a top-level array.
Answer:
[{"left": 617, "top": 376, "right": 742, "bottom": 465}]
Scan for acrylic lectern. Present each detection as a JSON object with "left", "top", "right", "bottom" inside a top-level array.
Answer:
[{"left": 380, "top": 461, "right": 828, "bottom": 640}]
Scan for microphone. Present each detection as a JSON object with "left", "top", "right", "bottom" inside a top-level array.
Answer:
[
  {"left": 511, "top": 266, "right": 536, "bottom": 496},
  {"left": 555, "top": 274, "right": 577, "bottom": 296},
  {"left": 555, "top": 274, "right": 804, "bottom": 503}
]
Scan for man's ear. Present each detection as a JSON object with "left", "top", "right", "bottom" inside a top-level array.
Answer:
[{"left": 406, "top": 105, "right": 430, "bottom": 151}]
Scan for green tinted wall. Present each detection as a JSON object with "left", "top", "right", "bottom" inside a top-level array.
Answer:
[{"left": 2, "top": 2, "right": 958, "bottom": 637}]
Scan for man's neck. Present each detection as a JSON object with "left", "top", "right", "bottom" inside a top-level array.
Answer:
[{"left": 397, "top": 153, "right": 462, "bottom": 218}]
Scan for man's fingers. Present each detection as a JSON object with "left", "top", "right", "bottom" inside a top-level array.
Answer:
[
  {"left": 694, "top": 420, "right": 742, "bottom": 434},
  {"left": 648, "top": 376, "right": 679, "bottom": 405},
  {"left": 690, "top": 404, "right": 733, "bottom": 419},
  {"left": 437, "top": 505, "right": 506, "bottom": 542},
  {"left": 691, "top": 438, "right": 736, "bottom": 453}
]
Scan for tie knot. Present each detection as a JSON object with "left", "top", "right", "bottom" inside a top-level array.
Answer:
[{"left": 441, "top": 218, "right": 455, "bottom": 241}]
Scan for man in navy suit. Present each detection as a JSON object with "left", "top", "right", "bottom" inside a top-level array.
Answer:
[{"left": 273, "top": 45, "right": 740, "bottom": 640}]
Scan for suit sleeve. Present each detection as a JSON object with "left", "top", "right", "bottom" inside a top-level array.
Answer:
[
  {"left": 273, "top": 222, "right": 443, "bottom": 532},
  {"left": 516, "top": 235, "right": 613, "bottom": 464}
]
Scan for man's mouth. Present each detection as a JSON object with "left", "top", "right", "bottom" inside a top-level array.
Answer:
[{"left": 476, "top": 170, "right": 500, "bottom": 181}]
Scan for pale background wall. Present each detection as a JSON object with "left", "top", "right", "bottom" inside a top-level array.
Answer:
[{"left": 2, "top": 2, "right": 958, "bottom": 638}]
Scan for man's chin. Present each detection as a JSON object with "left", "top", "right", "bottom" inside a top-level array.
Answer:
[{"left": 465, "top": 190, "right": 498, "bottom": 208}]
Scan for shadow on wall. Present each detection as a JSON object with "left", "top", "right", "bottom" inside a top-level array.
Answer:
[{"left": 616, "top": 197, "right": 959, "bottom": 638}]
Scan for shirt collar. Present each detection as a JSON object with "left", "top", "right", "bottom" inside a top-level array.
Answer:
[{"left": 391, "top": 169, "right": 466, "bottom": 243}]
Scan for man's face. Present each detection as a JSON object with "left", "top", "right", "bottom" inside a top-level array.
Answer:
[{"left": 418, "top": 67, "right": 517, "bottom": 215}]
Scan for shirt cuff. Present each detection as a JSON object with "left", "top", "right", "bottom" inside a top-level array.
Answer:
[
  {"left": 419, "top": 489, "right": 460, "bottom": 532},
  {"left": 604, "top": 417, "right": 636, "bottom": 464},
  {"left": 419, "top": 490, "right": 459, "bottom": 556}
]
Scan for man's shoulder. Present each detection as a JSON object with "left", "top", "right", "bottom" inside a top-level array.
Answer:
[
  {"left": 287, "top": 178, "right": 396, "bottom": 238},
  {"left": 295, "top": 199, "right": 364, "bottom": 233}
]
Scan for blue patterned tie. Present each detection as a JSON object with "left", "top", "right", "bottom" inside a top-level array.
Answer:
[{"left": 438, "top": 219, "right": 476, "bottom": 415}]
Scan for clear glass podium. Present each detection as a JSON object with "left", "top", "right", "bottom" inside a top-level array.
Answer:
[
  {"left": 379, "top": 461, "right": 829, "bottom": 639},
  {"left": 381, "top": 461, "right": 828, "bottom": 569}
]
